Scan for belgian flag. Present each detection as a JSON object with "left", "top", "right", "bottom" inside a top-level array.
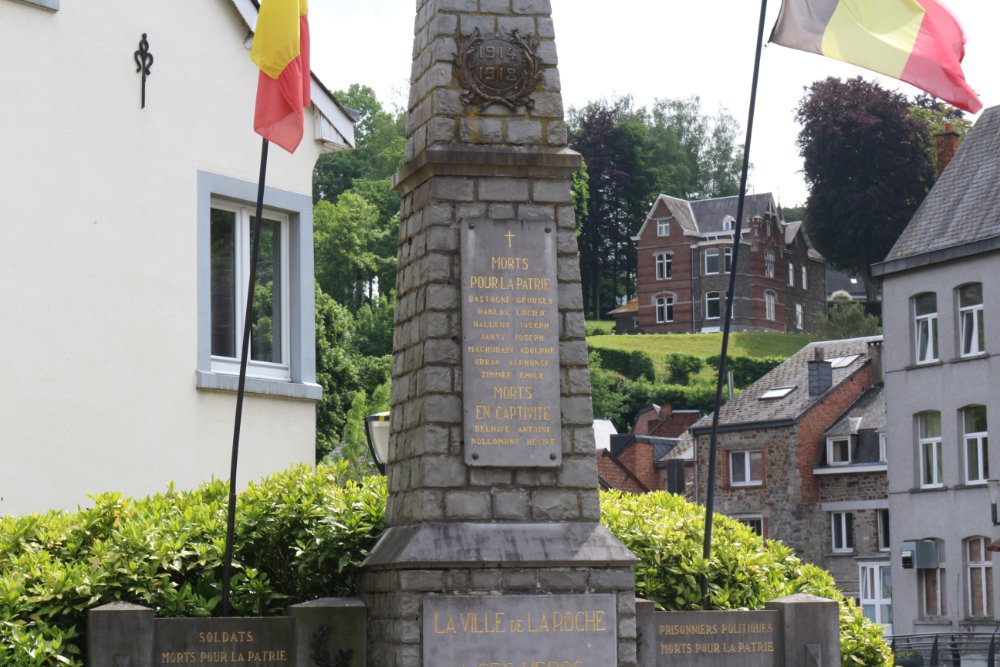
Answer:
[
  {"left": 250, "top": 0, "right": 311, "bottom": 153},
  {"left": 770, "top": 0, "right": 982, "bottom": 113}
]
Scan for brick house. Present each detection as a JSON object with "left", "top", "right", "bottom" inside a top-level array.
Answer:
[
  {"left": 871, "top": 106, "right": 1000, "bottom": 637},
  {"left": 690, "top": 337, "right": 887, "bottom": 608},
  {"left": 597, "top": 404, "right": 701, "bottom": 494},
  {"left": 631, "top": 193, "right": 826, "bottom": 333}
]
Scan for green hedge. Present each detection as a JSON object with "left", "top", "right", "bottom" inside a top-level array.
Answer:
[
  {"left": 587, "top": 346, "right": 656, "bottom": 381},
  {"left": 1, "top": 466, "right": 889, "bottom": 666},
  {"left": 705, "top": 355, "right": 785, "bottom": 388}
]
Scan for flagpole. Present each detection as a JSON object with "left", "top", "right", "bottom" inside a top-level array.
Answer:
[
  {"left": 221, "top": 136, "right": 270, "bottom": 617},
  {"left": 701, "top": 0, "right": 768, "bottom": 607}
]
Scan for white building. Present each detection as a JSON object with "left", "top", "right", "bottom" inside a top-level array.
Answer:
[
  {"left": 873, "top": 106, "right": 1000, "bottom": 636},
  {"left": 0, "top": 0, "right": 354, "bottom": 515}
]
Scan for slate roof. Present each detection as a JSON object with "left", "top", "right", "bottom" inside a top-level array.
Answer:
[
  {"left": 688, "top": 193, "right": 778, "bottom": 234},
  {"left": 825, "top": 385, "right": 885, "bottom": 437},
  {"left": 878, "top": 105, "right": 1000, "bottom": 271},
  {"left": 691, "top": 336, "right": 881, "bottom": 432}
]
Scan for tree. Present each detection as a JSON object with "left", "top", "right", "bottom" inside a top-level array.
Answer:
[
  {"left": 817, "top": 296, "right": 881, "bottom": 340},
  {"left": 796, "top": 77, "right": 935, "bottom": 302},
  {"left": 314, "top": 193, "right": 389, "bottom": 310}
]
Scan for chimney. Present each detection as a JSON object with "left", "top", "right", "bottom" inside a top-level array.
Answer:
[
  {"left": 867, "top": 340, "right": 884, "bottom": 386},
  {"left": 935, "top": 123, "right": 961, "bottom": 177},
  {"left": 807, "top": 347, "right": 833, "bottom": 398}
]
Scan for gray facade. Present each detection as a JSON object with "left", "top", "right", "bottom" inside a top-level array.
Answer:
[{"left": 873, "top": 106, "right": 1000, "bottom": 636}]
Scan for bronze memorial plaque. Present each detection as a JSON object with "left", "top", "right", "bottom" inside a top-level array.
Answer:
[
  {"left": 455, "top": 28, "right": 542, "bottom": 111},
  {"left": 461, "top": 219, "right": 560, "bottom": 467},
  {"left": 424, "top": 594, "right": 618, "bottom": 667}
]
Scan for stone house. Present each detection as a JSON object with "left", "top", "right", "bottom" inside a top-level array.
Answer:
[
  {"left": 690, "top": 337, "right": 887, "bottom": 606},
  {"left": 597, "top": 405, "right": 701, "bottom": 494},
  {"left": 630, "top": 193, "right": 826, "bottom": 333},
  {"left": 871, "top": 105, "right": 1000, "bottom": 637},
  {"left": 0, "top": 0, "right": 354, "bottom": 515}
]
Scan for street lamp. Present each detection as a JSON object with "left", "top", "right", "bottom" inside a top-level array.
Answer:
[
  {"left": 989, "top": 479, "right": 1000, "bottom": 526},
  {"left": 364, "top": 411, "right": 390, "bottom": 474}
]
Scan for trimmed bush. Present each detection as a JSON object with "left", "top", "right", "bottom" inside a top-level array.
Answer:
[
  {"left": 705, "top": 355, "right": 785, "bottom": 388},
  {"left": 587, "top": 346, "right": 656, "bottom": 381},
  {"left": 1, "top": 467, "right": 889, "bottom": 666},
  {"left": 664, "top": 353, "right": 704, "bottom": 385}
]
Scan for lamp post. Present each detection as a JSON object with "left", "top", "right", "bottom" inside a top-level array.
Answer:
[
  {"left": 364, "top": 411, "right": 390, "bottom": 474},
  {"left": 989, "top": 479, "right": 1000, "bottom": 526}
]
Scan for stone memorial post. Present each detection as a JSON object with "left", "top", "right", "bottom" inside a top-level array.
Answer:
[{"left": 360, "top": 1, "right": 638, "bottom": 666}]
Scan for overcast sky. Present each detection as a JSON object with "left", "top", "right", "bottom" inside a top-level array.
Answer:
[{"left": 309, "top": 1, "right": 1000, "bottom": 207}]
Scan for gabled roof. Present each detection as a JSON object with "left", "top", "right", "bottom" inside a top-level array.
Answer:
[
  {"left": 691, "top": 336, "right": 880, "bottom": 433},
  {"left": 825, "top": 385, "right": 885, "bottom": 438},
  {"left": 607, "top": 298, "right": 638, "bottom": 316},
  {"left": 228, "top": 0, "right": 355, "bottom": 152},
  {"left": 688, "top": 193, "right": 778, "bottom": 234},
  {"left": 875, "top": 105, "right": 1000, "bottom": 276}
]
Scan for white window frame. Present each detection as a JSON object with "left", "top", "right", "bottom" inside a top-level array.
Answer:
[
  {"left": 706, "top": 291, "right": 721, "bottom": 320},
  {"left": 959, "top": 283, "right": 985, "bottom": 357},
  {"left": 966, "top": 536, "right": 994, "bottom": 619},
  {"left": 921, "top": 565, "right": 946, "bottom": 619},
  {"left": 764, "top": 250, "right": 775, "bottom": 279},
  {"left": 722, "top": 216, "right": 734, "bottom": 232},
  {"left": 831, "top": 511, "right": 854, "bottom": 553},
  {"left": 764, "top": 290, "right": 776, "bottom": 321},
  {"left": 735, "top": 515, "right": 764, "bottom": 538},
  {"left": 196, "top": 171, "right": 321, "bottom": 400},
  {"left": 859, "top": 562, "right": 892, "bottom": 632},
  {"left": 209, "top": 199, "right": 291, "bottom": 381},
  {"left": 730, "top": 450, "right": 762, "bottom": 487},
  {"left": 879, "top": 433, "right": 888, "bottom": 463},
  {"left": 655, "top": 294, "right": 675, "bottom": 324},
  {"left": 723, "top": 247, "right": 733, "bottom": 273},
  {"left": 788, "top": 262, "right": 795, "bottom": 287},
  {"left": 655, "top": 252, "right": 672, "bottom": 281},
  {"left": 918, "top": 411, "right": 944, "bottom": 489},
  {"left": 704, "top": 248, "right": 720, "bottom": 275},
  {"left": 656, "top": 219, "right": 670, "bottom": 237},
  {"left": 795, "top": 303, "right": 804, "bottom": 330},
  {"left": 801, "top": 266, "right": 808, "bottom": 290},
  {"left": 914, "top": 292, "right": 939, "bottom": 364},
  {"left": 963, "top": 405, "right": 989, "bottom": 485},
  {"left": 827, "top": 437, "right": 852, "bottom": 466}
]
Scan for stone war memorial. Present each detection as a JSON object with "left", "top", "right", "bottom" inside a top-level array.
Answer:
[{"left": 88, "top": 1, "right": 840, "bottom": 665}]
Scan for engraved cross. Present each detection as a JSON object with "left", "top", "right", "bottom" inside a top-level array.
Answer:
[{"left": 505, "top": 231, "right": 516, "bottom": 248}]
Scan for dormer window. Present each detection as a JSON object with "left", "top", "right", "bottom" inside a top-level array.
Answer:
[
  {"left": 760, "top": 386, "right": 796, "bottom": 399},
  {"left": 722, "top": 215, "right": 734, "bottom": 231},
  {"left": 656, "top": 219, "right": 670, "bottom": 237},
  {"left": 827, "top": 437, "right": 852, "bottom": 465}
]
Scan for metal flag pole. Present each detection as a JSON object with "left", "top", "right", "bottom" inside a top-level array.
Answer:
[
  {"left": 701, "top": 0, "right": 768, "bottom": 607},
  {"left": 221, "top": 137, "right": 270, "bottom": 617}
]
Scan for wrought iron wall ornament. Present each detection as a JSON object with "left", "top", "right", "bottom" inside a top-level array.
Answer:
[
  {"left": 134, "top": 33, "right": 153, "bottom": 109},
  {"left": 455, "top": 28, "right": 542, "bottom": 112}
]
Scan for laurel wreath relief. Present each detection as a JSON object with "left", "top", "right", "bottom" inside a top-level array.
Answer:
[{"left": 455, "top": 28, "right": 543, "bottom": 112}]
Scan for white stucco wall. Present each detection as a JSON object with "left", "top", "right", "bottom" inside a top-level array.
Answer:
[
  {"left": 882, "top": 251, "right": 1000, "bottom": 635},
  {"left": 0, "top": 0, "right": 330, "bottom": 515}
]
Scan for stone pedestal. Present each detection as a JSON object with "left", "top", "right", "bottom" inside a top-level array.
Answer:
[{"left": 360, "top": 1, "right": 637, "bottom": 665}]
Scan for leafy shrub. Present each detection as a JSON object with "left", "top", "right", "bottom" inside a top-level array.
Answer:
[
  {"left": 705, "top": 355, "right": 785, "bottom": 388},
  {"left": 601, "top": 490, "right": 891, "bottom": 665},
  {"left": 664, "top": 353, "right": 704, "bottom": 385},
  {"left": 587, "top": 346, "right": 656, "bottom": 381},
  {"left": 1, "top": 467, "right": 888, "bottom": 666}
]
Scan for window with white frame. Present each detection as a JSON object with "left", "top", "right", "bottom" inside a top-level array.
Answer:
[
  {"left": 736, "top": 516, "right": 764, "bottom": 537},
  {"left": 914, "top": 292, "right": 939, "bottom": 364},
  {"left": 801, "top": 266, "right": 808, "bottom": 290},
  {"left": 723, "top": 247, "right": 733, "bottom": 273},
  {"left": 704, "top": 248, "right": 720, "bottom": 275},
  {"left": 706, "top": 291, "right": 721, "bottom": 320},
  {"left": 655, "top": 294, "right": 675, "bottom": 324},
  {"left": 827, "top": 436, "right": 852, "bottom": 465},
  {"left": 656, "top": 219, "right": 670, "bottom": 236},
  {"left": 831, "top": 511, "right": 854, "bottom": 553},
  {"left": 795, "top": 303, "right": 804, "bottom": 330},
  {"left": 859, "top": 562, "right": 892, "bottom": 630},
  {"left": 764, "top": 250, "right": 775, "bottom": 279},
  {"left": 196, "top": 172, "right": 320, "bottom": 400},
  {"left": 879, "top": 433, "right": 888, "bottom": 463},
  {"left": 918, "top": 411, "right": 944, "bottom": 488},
  {"left": 959, "top": 283, "right": 985, "bottom": 357},
  {"left": 963, "top": 405, "right": 989, "bottom": 485},
  {"left": 921, "top": 564, "right": 946, "bottom": 618},
  {"left": 655, "top": 252, "right": 672, "bottom": 280},
  {"left": 788, "top": 262, "right": 795, "bottom": 287},
  {"left": 730, "top": 450, "right": 762, "bottom": 486},
  {"left": 967, "top": 536, "right": 994, "bottom": 618},
  {"left": 722, "top": 216, "right": 734, "bottom": 231},
  {"left": 764, "top": 290, "right": 776, "bottom": 321},
  {"left": 877, "top": 509, "right": 890, "bottom": 552}
]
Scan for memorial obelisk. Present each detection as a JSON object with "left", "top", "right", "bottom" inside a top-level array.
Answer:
[{"left": 361, "top": 2, "right": 638, "bottom": 665}]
